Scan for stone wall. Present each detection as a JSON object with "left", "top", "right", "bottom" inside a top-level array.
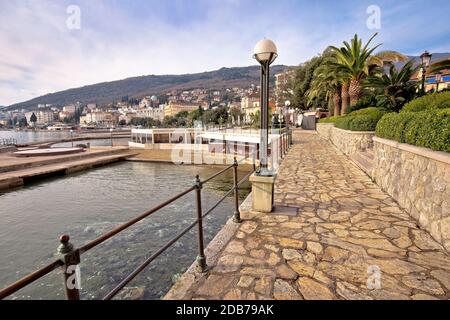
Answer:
[
  {"left": 316, "top": 124, "right": 375, "bottom": 155},
  {"left": 373, "top": 137, "right": 450, "bottom": 251},
  {"left": 316, "top": 123, "right": 334, "bottom": 141}
]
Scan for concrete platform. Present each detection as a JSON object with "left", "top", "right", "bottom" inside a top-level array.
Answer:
[{"left": 0, "top": 148, "right": 137, "bottom": 192}]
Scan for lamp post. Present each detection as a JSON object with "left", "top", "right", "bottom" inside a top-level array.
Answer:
[
  {"left": 420, "top": 51, "right": 432, "bottom": 94},
  {"left": 253, "top": 39, "right": 277, "bottom": 176},
  {"left": 284, "top": 100, "right": 291, "bottom": 145},
  {"left": 435, "top": 72, "right": 442, "bottom": 92},
  {"left": 70, "top": 129, "right": 74, "bottom": 148},
  {"left": 110, "top": 128, "right": 113, "bottom": 147}
]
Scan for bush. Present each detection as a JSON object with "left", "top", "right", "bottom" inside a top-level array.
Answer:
[
  {"left": 334, "top": 107, "right": 386, "bottom": 131},
  {"left": 376, "top": 109, "right": 450, "bottom": 152},
  {"left": 319, "top": 116, "right": 340, "bottom": 123},
  {"left": 402, "top": 91, "right": 450, "bottom": 112}
]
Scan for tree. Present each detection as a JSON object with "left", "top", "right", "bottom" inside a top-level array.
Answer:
[
  {"left": 329, "top": 33, "right": 407, "bottom": 109},
  {"left": 366, "top": 60, "right": 418, "bottom": 112},
  {"left": 292, "top": 55, "right": 325, "bottom": 110},
  {"left": 30, "top": 112, "right": 37, "bottom": 126},
  {"left": 428, "top": 58, "right": 450, "bottom": 74},
  {"left": 307, "top": 60, "right": 343, "bottom": 116}
]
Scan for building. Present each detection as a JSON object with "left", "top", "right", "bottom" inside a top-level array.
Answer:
[
  {"left": 24, "top": 110, "right": 54, "bottom": 125},
  {"left": 80, "top": 112, "right": 119, "bottom": 126},
  {"left": 274, "top": 69, "right": 296, "bottom": 109},
  {"left": 164, "top": 102, "right": 200, "bottom": 118},
  {"left": 241, "top": 93, "right": 260, "bottom": 123},
  {"left": 63, "top": 104, "right": 76, "bottom": 114},
  {"left": 136, "top": 105, "right": 165, "bottom": 121}
]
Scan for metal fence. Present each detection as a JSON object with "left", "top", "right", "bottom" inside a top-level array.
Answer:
[
  {"left": 0, "top": 130, "right": 293, "bottom": 300},
  {"left": 0, "top": 138, "right": 17, "bottom": 146}
]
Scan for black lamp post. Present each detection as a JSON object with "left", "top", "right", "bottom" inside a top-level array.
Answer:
[
  {"left": 435, "top": 72, "right": 442, "bottom": 92},
  {"left": 253, "top": 39, "right": 278, "bottom": 176},
  {"left": 284, "top": 100, "right": 291, "bottom": 146},
  {"left": 110, "top": 128, "right": 113, "bottom": 147},
  {"left": 420, "top": 51, "right": 432, "bottom": 94}
]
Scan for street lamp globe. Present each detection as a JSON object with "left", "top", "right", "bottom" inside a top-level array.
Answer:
[
  {"left": 284, "top": 100, "right": 291, "bottom": 107},
  {"left": 420, "top": 51, "right": 432, "bottom": 68},
  {"left": 253, "top": 39, "right": 278, "bottom": 64}
]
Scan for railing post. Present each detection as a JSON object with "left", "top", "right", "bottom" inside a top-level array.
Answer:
[
  {"left": 232, "top": 157, "right": 241, "bottom": 223},
  {"left": 194, "top": 175, "right": 207, "bottom": 273},
  {"left": 56, "top": 235, "right": 80, "bottom": 300}
]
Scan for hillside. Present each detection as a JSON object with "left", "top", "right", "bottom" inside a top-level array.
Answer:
[{"left": 7, "top": 65, "right": 290, "bottom": 111}]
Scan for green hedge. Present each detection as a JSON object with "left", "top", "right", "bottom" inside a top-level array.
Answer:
[
  {"left": 402, "top": 91, "right": 450, "bottom": 112},
  {"left": 319, "top": 116, "right": 340, "bottom": 123},
  {"left": 334, "top": 107, "right": 386, "bottom": 131},
  {"left": 376, "top": 109, "right": 450, "bottom": 152}
]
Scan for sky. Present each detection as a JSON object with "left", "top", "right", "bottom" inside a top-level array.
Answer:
[{"left": 0, "top": 0, "right": 449, "bottom": 106}]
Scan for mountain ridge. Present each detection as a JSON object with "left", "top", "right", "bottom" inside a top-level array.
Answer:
[{"left": 6, "top": 65, "right": 291, "bottom": 111}]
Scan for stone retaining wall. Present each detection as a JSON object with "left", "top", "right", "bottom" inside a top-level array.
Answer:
[
  {"left": 316, "top": 124, "right": 375, "bottom": 155},
  {"left": 373, "top": 137, "right": 450, "bottom": 251}
]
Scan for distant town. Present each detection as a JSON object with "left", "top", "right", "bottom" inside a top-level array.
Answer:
[{"left": 0, "top": 70, "right": 295, "bottom": 130}]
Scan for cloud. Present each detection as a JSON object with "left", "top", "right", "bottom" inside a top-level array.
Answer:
[{"left": 0, "top": 0, "right": 449, "bottom": 106}]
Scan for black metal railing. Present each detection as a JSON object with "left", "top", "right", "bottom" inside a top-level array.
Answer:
[{"left": 0, "top": 129, "right": 293, "bottom": 300}]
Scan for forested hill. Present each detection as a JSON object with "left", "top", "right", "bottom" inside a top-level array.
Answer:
[{"left": 7, "top": 65, "right": 290, "bottom": 110}]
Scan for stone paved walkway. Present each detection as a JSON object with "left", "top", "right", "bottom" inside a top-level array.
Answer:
[{"left": 168, "top": 130, "right": 450, "bottom": 300}]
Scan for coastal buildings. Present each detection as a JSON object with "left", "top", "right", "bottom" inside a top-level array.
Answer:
[
  {"left": 241, "top": 92, "right": 260, "bottom": 124},
  {"left": 164, "top": 102, "right": 200, "bottom": 118}
]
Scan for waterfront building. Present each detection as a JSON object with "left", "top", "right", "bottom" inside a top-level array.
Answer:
[
  {"left": 241, "top": 93, "right": 260, "bottom": 124},
  {"left": 164, "top": 101, "right": 200, "bottom": 117},
  {"left": 80, "top": 112, "right": 119, "bottom": 126},
  {"left": 24, "top": 110, "right": 54, "bottom": 125},
  {"left": 136, "top": 105, "right": 165, "bottom": 121}
]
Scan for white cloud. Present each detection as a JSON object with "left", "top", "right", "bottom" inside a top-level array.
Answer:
[{"left": 0, "top": 0, "right": 448, "bottom": 106}]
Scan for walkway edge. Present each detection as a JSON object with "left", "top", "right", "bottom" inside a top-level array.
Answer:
[{"left": 163, "top": 193, "right": 253, "bottom": 300}]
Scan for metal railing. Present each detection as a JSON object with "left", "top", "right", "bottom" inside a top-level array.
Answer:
[
  {"left": 0, "top": 130, "right": 293, "bottom": 300},
  {"left": 0, "top": 138, "right": 17, "bottom": 146}
]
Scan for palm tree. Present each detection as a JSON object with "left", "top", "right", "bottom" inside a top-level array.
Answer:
[
  {"left": 366, "top": 60, "right": 418, "bottom": 112},
  {"left": 330, "top": 33, "right": 407, "bottom": 109},
  {"left": 307, "top": 63, "right": 343, "bottom": 116},
  {"left": 428, "top": 58, "right": 450, "bottom": 74}
]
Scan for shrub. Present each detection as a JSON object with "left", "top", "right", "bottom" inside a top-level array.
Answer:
[
  {"left": 402, "top": 91, "right": 450, "bottom": 112},
  {"left": 319, "top": 116, "right": 340, "bottom": 123},
  {"left": 376, "top": 109, "right": 450, "bottom": 152},
  {"left": 334, "top": 107, "right": 386, "bottom": 131}
]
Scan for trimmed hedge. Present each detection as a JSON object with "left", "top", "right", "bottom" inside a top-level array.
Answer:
[
  {"left": 376, "top": 109, "right": 450, "bottom": 152},
  {"left": 402, "top": 91, "right": 450, "bottom": 112},
  {"left": 334, "top": 107, "right": 386, "bottom": 131},
  {"left": 319, "top": 116, "right": 340, "bottom": 123}
]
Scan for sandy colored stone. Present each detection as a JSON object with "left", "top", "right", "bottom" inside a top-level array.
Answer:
[
  {"left": 196, "top": 275, "right": 234, "bottom": 297},
  {"left": 225, "top": 240, "right": 247, "bottom": 255},
  {"left": 250, "top": 249, "right": 266, "bottom": 259},
  {"left": 287, "top": 260, "right": 315, "bottom": 277},
  {"left": 401, "top": 275, "right": 445, "bottom": 295},
  {"left": 307, "top": 241, "right": 323, "bottom": 255},
  {"left": 279, "top": 238, "right": 304, "bottom": 249},
  {"left": 322, "top": 246, "right": 349, "bottom": 263},
  {"left": 276, "top": 264, "right": 298, "bottom": 280},
  {"left": 296, "top": 277, "right": 335, "bottom": 300},
  {"left": 237, "top": 275, "right": 254, "bottom": 288},
  {"left": 430, "top": 269, "right": 450, "bottom": 291},
  {"left": 240, "top": 221, "right": 258, "bottom": 234},
  {"left": 255, "top": 277, "right": 272, "bottom": 295},
  {"left": 223, "top": 289, "right": 242, "bottom": 300},
  {"left": 282, "top": 248, "right": 302, "bottom": 261},
  {"left": 273, "top": 279, "right": 302, "bottom": 300}
]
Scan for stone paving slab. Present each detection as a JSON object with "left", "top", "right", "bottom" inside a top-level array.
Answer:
[{"left": 165, "top": 130, "right": 450, "bottom": 300}]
